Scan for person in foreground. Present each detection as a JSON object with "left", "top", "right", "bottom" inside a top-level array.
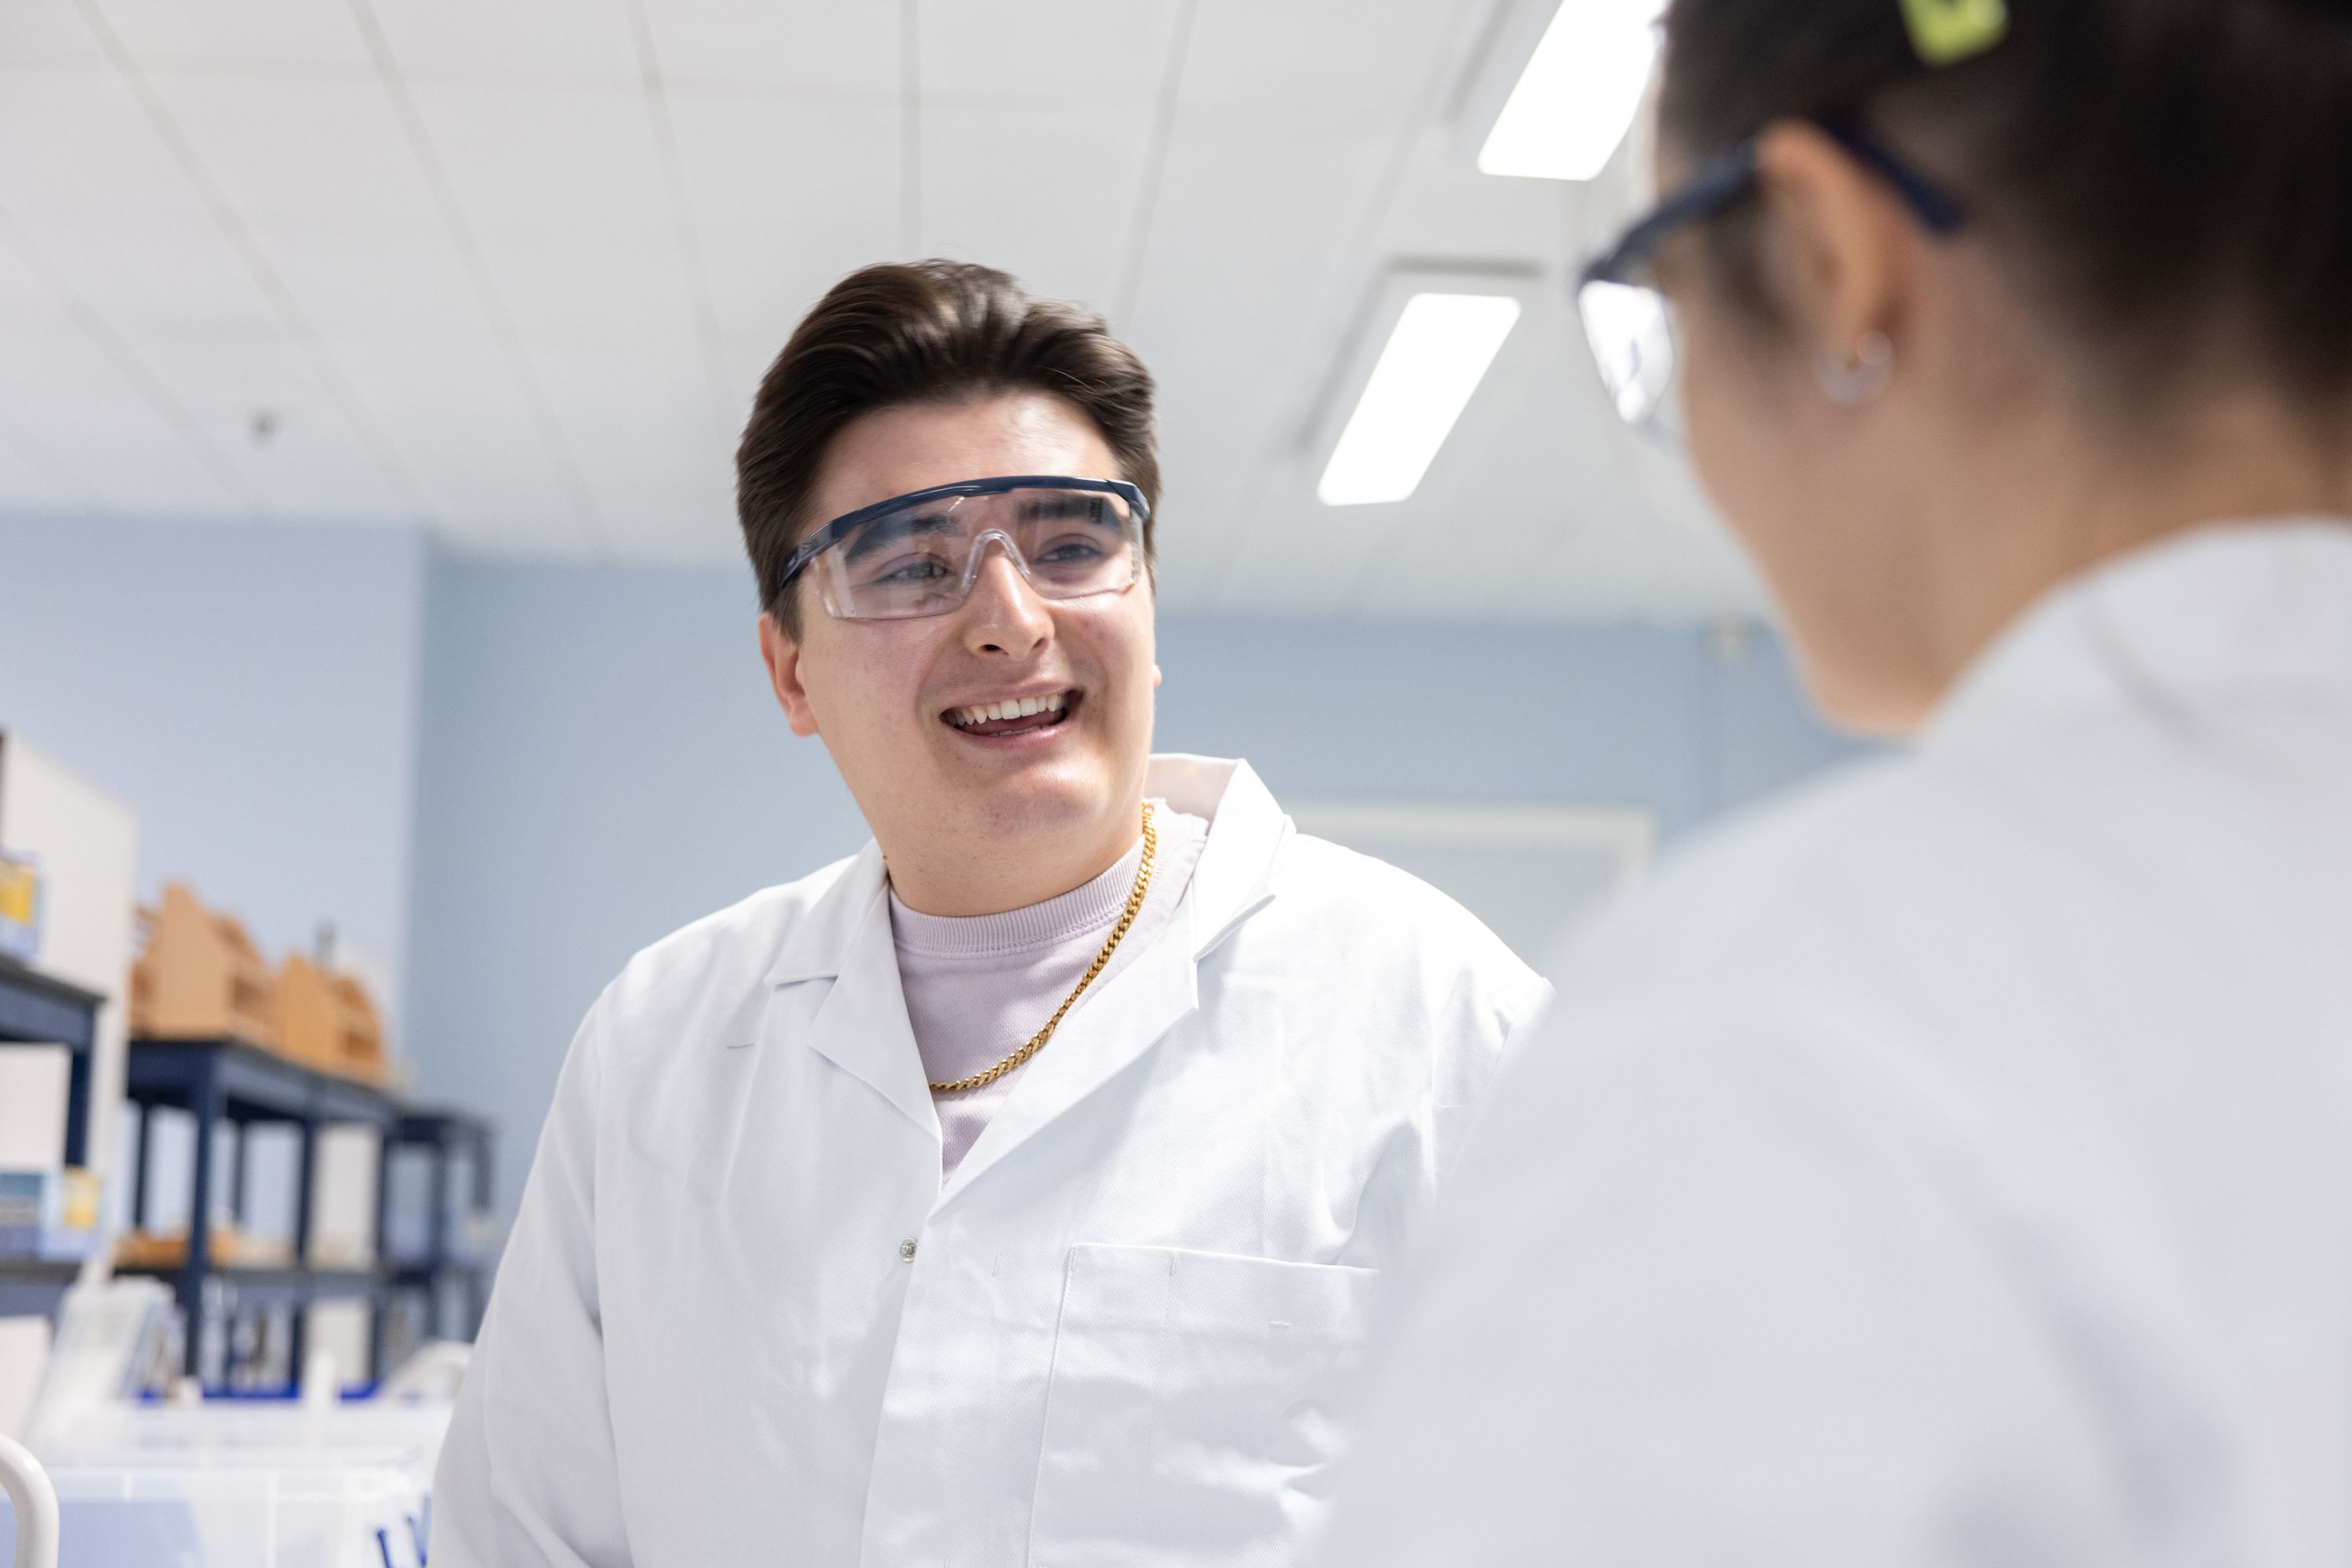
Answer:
[
  {"left": 1319, "top": 0, "right": 2352, "bottom": 1563},
  {"left": 431, "top": 260, "right": 1546, "bottom": 1566}
]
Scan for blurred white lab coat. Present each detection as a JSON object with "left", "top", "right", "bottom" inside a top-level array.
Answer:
[
  {"left": 1319, "top": 521, "right": 2352, "bottom": 1568},
  {"left": 433, "top": 755, "right": 1546, "bottom": 1568}
]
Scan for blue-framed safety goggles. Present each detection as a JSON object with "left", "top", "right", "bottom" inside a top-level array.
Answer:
[
  {"left": 1576, "top": 119, "right": 1969, "bottom": 432},
  {"left": 777, "top": 474, "right": 1150, "bottom": 622}
]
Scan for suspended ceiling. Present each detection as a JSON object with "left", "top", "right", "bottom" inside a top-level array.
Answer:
[{"left": 0, "top": 0, "right": 1765, "bottom": 619}]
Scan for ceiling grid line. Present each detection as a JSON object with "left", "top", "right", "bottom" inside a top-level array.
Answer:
[
  {"left": 1108, "top": 0, "right": 1199, "bottom": 331},
  {"left": 622, "top": 0, "right": 740, "bottom": 448},
  {"left": 0, "top": 197, "right": 262, "bottom": 514},
  {"left": 343, "top": 0, "right": 612, "bottom": 553},
  {"left": 1192, "top": 0, "right": 1499, "bottom": 607},
  {"left": 72, "top": 0, "right": 441, "bottom": 524}
]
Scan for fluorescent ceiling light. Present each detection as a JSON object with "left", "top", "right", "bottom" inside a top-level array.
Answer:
[
  {"left": 1317, "top": 293, "right": 1521, "bottom": 507},
  {"left": 1478, "top": 0, "right": 1666, "bottom": 182}
]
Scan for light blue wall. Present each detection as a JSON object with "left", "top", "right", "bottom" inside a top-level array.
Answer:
[
  {"left": 1152, "top": 616, "right": 1845, "bottom": 834},
  {"left": 403, "top": 560, "right": 1859, "bottom": 1216},
  {"left": 4, "top": 510, "right": 1860, "bottom": 1221},
  {"left": 403, "top": 556, "right": 868, "bottom": 1199},
  {"left": 0, "top": 512, "right": 426, "bottom": 1022}
]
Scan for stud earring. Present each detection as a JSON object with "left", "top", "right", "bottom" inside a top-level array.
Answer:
[{"left": 1815, "top": 330, "right": 1894, "bottom": 405}]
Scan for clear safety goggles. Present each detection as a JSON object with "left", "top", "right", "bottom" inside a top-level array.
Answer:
[
  {"left": 1576, "top": 120, "right": 1968, "bottom": 436},
  {"left": 778, "top": 474, "right": 1149, "bottom": 622}
]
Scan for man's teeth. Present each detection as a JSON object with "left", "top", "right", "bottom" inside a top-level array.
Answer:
[{"left": 952, "top": 692, "right": 1067, "bottom": 728}]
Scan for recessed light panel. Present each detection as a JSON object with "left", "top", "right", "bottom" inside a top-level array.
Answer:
[
  {"left": 1478, "top": 0, "right": 1667, "bottom": 182},
  {"left": 1317, "top": 292, "right": 1522, "bottom": 508}
]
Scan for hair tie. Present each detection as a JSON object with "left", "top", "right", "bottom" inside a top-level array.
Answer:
[{"left": 1899, "top": 0, "right": 2010, "bottom": 66}]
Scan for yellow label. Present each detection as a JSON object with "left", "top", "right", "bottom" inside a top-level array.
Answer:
[
  {"left": 62, "top": 1168, "right": 100, "bottom": 1229},
  {"left": 1899, "top": 0, "right": 2009, "bottom": 66},
  {"left": 0, "top": 858, "right": 36, "bottom": 927}
]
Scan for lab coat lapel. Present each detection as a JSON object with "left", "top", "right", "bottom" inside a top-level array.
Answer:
[
  {"left": 933, "top": 755, "right": 1291, "bottom": 1210},
  {"left": 764, "top": 842, "right": 941, "bottom": 1143},
  {"left": 934, "top": 905, "right": 1200, "bottom": 1208}
]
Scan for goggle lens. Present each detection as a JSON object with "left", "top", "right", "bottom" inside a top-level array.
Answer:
[
  {"left": 813, "top": 486, "right": 1142, "bottom": 621},
  {"left": 1577, "top": 278, "right": 1680, "bottom": 434}
]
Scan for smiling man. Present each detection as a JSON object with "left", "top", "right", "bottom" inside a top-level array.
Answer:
[{"left": 432, "top": 261, "right": 1548, "bottom": 1568}]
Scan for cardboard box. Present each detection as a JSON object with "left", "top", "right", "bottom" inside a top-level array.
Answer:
[{"left": 129, "top": 884, "right": 276, "bottom": 1048}]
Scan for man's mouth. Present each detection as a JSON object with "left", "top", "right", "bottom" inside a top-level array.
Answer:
[{"left": 943, "top": 689, "right": 1080, "bottom": 739}]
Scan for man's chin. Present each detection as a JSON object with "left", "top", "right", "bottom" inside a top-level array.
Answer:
[{"left": 942, "top": 757, "right": 1128, "bottom": 840}]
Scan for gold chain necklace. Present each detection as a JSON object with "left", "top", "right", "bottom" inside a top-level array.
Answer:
[{"left": 927, "top": 801, "right": 1159, "bottom": 1096}]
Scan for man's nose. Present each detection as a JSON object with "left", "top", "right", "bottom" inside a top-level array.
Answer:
[{"left": 961, "top": 540, "right": 1053, "bottom": 656}]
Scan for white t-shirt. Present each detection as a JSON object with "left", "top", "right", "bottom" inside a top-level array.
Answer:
[{"left": 890, "top": 803, "right": 1210, "bottom": 1173}]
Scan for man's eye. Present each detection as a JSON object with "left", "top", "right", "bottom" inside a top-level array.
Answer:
[
  {"left": 1036, "top": 537, "right": 1107, "bottom": 564},
  {"left": 872, "top": 554, "right": 954, "bottom": 585}
]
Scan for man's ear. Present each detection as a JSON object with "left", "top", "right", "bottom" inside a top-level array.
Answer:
[{"left": 758, "top": 612, "right": 822, "bottom": 737}]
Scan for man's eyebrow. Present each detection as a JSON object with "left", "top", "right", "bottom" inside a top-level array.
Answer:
[{"left": 840, "top": 509, "right": 960, "bottom": 562}]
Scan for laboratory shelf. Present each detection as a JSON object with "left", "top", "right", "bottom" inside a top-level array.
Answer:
[
  {"left": 125, "top": 1036, "right": 396, "bottom": 1129},
  {"left": 0, "top": 1256, "right": 81, "bottom": 1317},
  {"left": 378, "top": 1108, "right": 497, "bottom": 1353},
  {"left": 0, "top": 950, "right": 102, "bottom": 1166},
  {"left": 114, "top": 1039, "right": 501, "bottom": 1392},
  {"left": 114, "top": 1261, "right": 385, "bottom": 1308},
  {"left": 123, "top": 1036, "right": 401, "bottom": 1391}
]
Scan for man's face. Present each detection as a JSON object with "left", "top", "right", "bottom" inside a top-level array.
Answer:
[{"left": 760, "top": 390, "right": 1159, "bottom": 885}]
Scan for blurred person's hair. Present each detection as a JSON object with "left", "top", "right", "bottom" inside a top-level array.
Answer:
[
  {"left": 737, "top": 260, "right": 1161, "bottom": 635},
  {"left": 1657, "top": 0, "right": 2352, "bottom": 425}
]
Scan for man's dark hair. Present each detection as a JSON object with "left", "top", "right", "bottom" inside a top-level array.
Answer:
[{"left": 736, "top": 260, "right": 1160, "bottom": 634}]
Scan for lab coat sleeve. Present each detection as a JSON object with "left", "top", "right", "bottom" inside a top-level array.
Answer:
[
  {"left": 433, "top": 998, "right": 633, "bottom": 1568},
  {"left": 1316, "top": 1004, "right": 2154, "bottom": 1568}
]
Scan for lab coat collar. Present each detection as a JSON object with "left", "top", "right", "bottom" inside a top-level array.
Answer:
[
  {"left": 757, "top": 756, "right": 1292, "bottom": 1159},
  {"left": 768, "top": 842, "right": 943, "bottom": 1144},
  {"left": 1143, "top": 753, "right": 1290, "bottom": 959},
  {"left": 1927, "top": 517, "right": 2352, "bottom": 753},
  {"left": 931, "top": 756, "right": 1292, "bottom": 1208}
]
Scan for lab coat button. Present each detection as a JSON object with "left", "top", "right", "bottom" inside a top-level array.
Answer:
[{"left": 898, "top": 1238, "right": 918, "bottom": 1262}]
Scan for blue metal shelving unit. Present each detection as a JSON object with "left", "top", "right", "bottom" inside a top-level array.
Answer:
[
  {"left": 380, "top": 1109, "right": 498, "bottom": 1348},
  {"left": 121, "top": 1036, "right": 399, "bottom": 1388},
  {"left": 0, "top": 953, "right": 103, "bottom": 1322}
]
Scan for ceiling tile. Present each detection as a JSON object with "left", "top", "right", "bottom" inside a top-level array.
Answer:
[
  {"left": 93, "top": 0, "right": 372, "bottom": 72},
  {"left": 143, "top": 70, "right": 434, "bottom": 233},
  {"left": 0, "top": 64, "right": 220, "bottom": 229},
  {"left": 129, "top": 328, "right": 414, "bottom": 520},
  {"left": 918, "top": 101, "right": 1151, "bottom": 312},
  {"left": 408, "top": 81, "right": 670, "bottom": 249},
  {"left": 319, "top": 328, "right": 584, "bottom": 550},
  {"left": 368, "top": 0, "right": 638, "bottom": 85},
  {"left": 0, "top": 317, "right": 246, "bottom": 514},
  {"left": 227, "top": 226, "right": 485, "bottom": 345},
  {"left": 1181, "top": 0, "right": 1466, "bottom": 126},
  {"left": 0, "top": 0, "right": 103, "bottom": 67},
  {"left": 641, "top": 0, "right": 895, "bottom": 99},
  {"left": 920, "top": 0, "right": 1177, "bottom": 96},
  {"left": 0, "top": 419, "right": 95, "bottom": 510},
  {"left": 0, "top": 0, "right": 1755, "bottom": 618},
  {"left": 670, "top": 93, "right": 898, "bottom": 347}
]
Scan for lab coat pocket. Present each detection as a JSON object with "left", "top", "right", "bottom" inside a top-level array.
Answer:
[{"left": 1029, "top": 1243, "right": 1378, "bottom": 1568}]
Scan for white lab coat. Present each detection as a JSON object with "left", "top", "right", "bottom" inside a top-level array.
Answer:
[
  {"left": 1318, "top": 520, "right": 2352, "bottom": 1567},
  {"left": 434, "top": 755, "right": 1547, "bottom": 1568}
]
